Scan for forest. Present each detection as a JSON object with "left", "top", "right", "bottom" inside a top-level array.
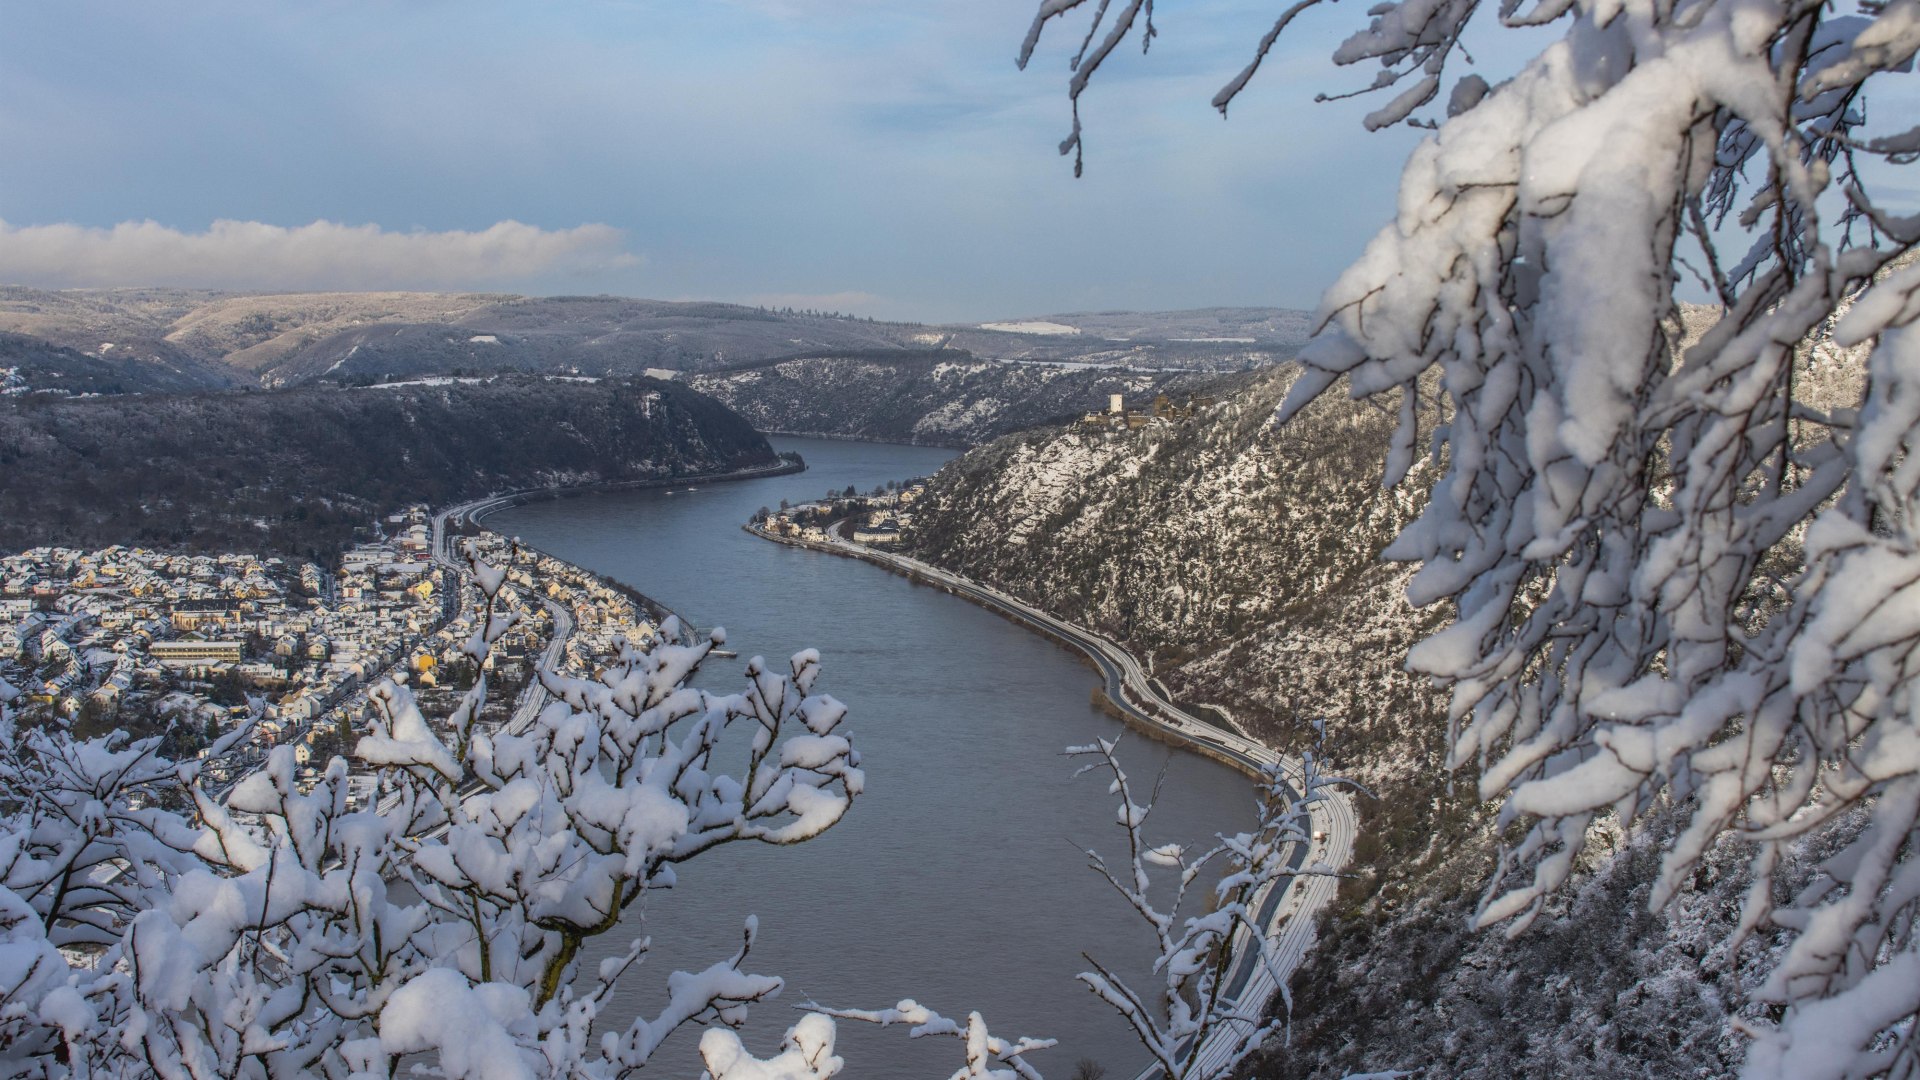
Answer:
[{"left": 0, "top": 376, "right": 775, "bottom": 559}]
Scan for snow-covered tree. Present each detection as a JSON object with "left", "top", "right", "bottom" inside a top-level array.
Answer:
[
  {"left": 1024, "top": 0, "right": 1920, "bottom": 1075},
  {"left": 0, "top": 546, "right": 891, "bottom": 1079},
  {"left": 1059, "top": 736, "right": 1345, "bottom": 1079}
]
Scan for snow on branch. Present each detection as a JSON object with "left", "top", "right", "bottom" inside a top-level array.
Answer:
[
  {"left": 1023, "top": 0, "right": 1920, "bottom": 1074},
  {"left": 802, "top": 999, "right": 1057, "bottom": 1080},
  {"left": 0, "top": 559, "right": 886, "bottom": 1079},
  {"left": 1065, "top": 736, "right": 1348, "bottom": 1077}
]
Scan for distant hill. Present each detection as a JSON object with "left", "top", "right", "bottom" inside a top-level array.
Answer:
[
  {"left": 962, "top": 305, "right": 1312, "bottom": 346},
  {"left": 0, "top": 331, "right": 236, "bottom": 397},
  {"left": 685, "top": 352, "right": 1225, "bottom": 447},
  {"left": 0, "top": 286, "right": 1309, "bottom": 390},
  {"left": 0, "top": 375, "right": 774, "bottom": 559}
]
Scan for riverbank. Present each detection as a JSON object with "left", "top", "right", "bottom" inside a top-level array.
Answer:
[
  {"left": 742, "top": 518, "right": 1359, "bottom": 1077},
  {"left": 439, "top": 455, "right": 804, "bottom": 630},
  {"left": 744, "top": 522, "right": 1254, "bottom": 777},
  {"left": 464, "top": 453, "right": 806, "bottom": 526},
  {"left": 750, "top": 428, "right": 971, "bottom": 450}
]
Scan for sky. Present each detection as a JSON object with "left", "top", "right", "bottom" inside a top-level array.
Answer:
[{"left": 0, "top": 1, "right": 1450, "bottom": 322}]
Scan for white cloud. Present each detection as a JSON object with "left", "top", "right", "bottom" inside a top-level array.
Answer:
[{"left": 0, "top": 218, "right": 640, "bottom": 291}]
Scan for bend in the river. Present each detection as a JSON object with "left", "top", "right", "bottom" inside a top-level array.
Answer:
[{"left": 486, "top": 437, "right": 1259, "bottom": 1079}]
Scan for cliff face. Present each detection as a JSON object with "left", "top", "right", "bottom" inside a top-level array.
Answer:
[
  {"left": 0, "top": 376, "right": 774, "bottom": 560},
  {"left": 902, "top": 365, "right": 1788, "bottom": 1079}
]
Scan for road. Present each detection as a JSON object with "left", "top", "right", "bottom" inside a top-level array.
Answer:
[
  {"left": 748, "top": 523, "right": 1358, "bottom": 1079},
  {"left": 433, "top": 496, "right": 572, "bottom": 740}
]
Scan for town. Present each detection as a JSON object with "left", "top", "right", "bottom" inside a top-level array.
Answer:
[
  {"left": 0, "top": 504, "right": 665, "bottom": 803},
  {"left": 754, "top": 477, "right": 931, "bottom": 547}
]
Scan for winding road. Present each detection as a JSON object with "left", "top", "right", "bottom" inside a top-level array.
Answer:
[{"left": 748, "top": 523, "right": 1358, "bottom": 1079}]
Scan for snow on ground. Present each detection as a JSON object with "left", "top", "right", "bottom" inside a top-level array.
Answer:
[
  {"left": 363, "top": 377, "right": 488, "bottom": 389},
  {"left": 911, "top": 396, "right": 1005, "bottom": 437},
  {"left": 978, "top": 320, "right": 1081, "bottom": 335},
  {"left": 991, "top": 435, "right": 1121, "bottom": 546}
]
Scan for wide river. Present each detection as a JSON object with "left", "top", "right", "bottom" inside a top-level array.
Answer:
[{"left": 489, "top": 437, "right": 1255, "bottom": 1078}]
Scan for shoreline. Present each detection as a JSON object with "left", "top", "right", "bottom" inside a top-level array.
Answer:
[
  {"left": 743, "top": 522, "right": 1262, "bottom": 777},
  {"left": 440, "top": 456, "right": 804, "bottom": 640},
  {"left": 757, "top": 428, "right": 972, "bottom": 451},
  {"left": 462, "top": 454, "right": 806, "bottom": 528},
  {"left": 742, "top": 518, "right": 1358, "bottom": 1078}
]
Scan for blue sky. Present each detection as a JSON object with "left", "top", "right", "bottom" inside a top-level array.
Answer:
[{"left": 0, "top": 1, "right": 1439, "bottom": 321}]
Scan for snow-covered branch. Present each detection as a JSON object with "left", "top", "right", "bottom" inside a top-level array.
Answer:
[
  {"left": 1025, "top": 0, "right": 1920, "bottom": 1074},
  {"left": 1065, "top": 736, "right": 1346, "bottom": 1077},
  {"left": 0, "top": 550, "right": 875, "bottom": 1080},
  {"left": 803, "top": 999, "right": 1056, "bottom": 1080}
]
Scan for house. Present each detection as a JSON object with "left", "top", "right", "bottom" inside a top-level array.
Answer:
[
  {"left": 151, "top": 639, "right": 245, "bottom": 665},
  {"left": 170, "top": 598, "right": 243, "bottom": 632}
]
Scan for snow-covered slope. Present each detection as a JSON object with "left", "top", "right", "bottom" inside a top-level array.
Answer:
[
  {"left": 686, "top": 353, "right": 1218, "bottom": 446},
  {"left": 0, "top": 288, "right": 1306, "bottom": 390},
  {"left": 903, "top": 363, "right": 1832, "bottom": 1078},
  {"left": 908, "top": 366, "right": 1439, "bottom": 783}
]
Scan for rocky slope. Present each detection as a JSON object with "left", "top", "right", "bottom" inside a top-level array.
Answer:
[
  {"left": 902, "top": 364, "right": 1805, "bottom": 1079},
  {"left": 0, "top": 376, "right": 773, "bottom": 560},
  {"left": 685, "top": 352, "right": 1223, "bottom": 446}
]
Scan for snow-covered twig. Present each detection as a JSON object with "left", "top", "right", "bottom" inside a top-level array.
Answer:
[
  {"left": 1066, "top": 735, "right": 1348, "bottom": 1077},
  {"left": 803, "top": 999, "right": 1057, "bottom": 1080}
]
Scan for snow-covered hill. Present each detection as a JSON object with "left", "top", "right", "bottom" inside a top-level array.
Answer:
[
  {"left": 0, "top": 287, "right": 1307, "bottom": 390},
  {"left": 685, "top": 353, "right": 1221, "bottom": 446},
  {"left": 902, "top": 364, "right": 1828, "bottom": 1078}
]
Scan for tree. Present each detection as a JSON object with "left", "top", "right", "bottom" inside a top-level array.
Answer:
[
  {"left": 1024, "top": 0, "right": 1920, "bottom": 1075},
  {"left": 0, "top": 548, "right": 1033, "bottom": 1079}
]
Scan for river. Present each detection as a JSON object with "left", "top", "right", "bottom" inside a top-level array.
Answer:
[{"left": 487, "top": 436, "right": 1256, "bottom": 1079}]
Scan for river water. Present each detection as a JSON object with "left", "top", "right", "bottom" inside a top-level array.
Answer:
[{"left": 488, "top": 437, "right": 1255, "bottom": 1079}]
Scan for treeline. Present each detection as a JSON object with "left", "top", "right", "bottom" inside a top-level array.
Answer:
[
  {"left": 0, "top": 376, "right": 775, "bottom": 561},
  {"left": 687, "top": 353, "right": 1220, "bottom": 447}
]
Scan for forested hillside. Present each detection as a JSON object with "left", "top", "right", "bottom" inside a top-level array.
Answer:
[
  {"left": 903, "top": 365, "right": 1813, "bottom": 1078},
  {"left": 0, "top": 376, "right": 774, "bottom": 559},
  {"left": 0, "top": 331, "right": 235, "bottom": 397},
  {"left": 0, "top": 287, "right": 1305, "bottom": 389},
  {"left": 686, "top": 352, "right": 1218, "bottom": 446}
]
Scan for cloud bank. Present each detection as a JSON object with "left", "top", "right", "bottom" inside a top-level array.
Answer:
[{"left": 0, "top": 218, "right": 639, "bottom": 291}]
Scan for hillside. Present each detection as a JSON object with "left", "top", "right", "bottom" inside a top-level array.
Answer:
[
  {"left": 906, "top": 366, "right": 1439, "bottom": 776},
  {"left": 0, "top": 376, "right": 774, "bottom": 560},
  {"left": 0, "top": 287, "right": 1306, "bottom": 389},
  {"left": 0, "top": 331, "right": 235, "bottom": 397},
  {"left": 685, "top": 352, "right": 1225, "bottom": 446},
  {"left": 900, "top": 366, "right": 1804, "bottom": 1078}
]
